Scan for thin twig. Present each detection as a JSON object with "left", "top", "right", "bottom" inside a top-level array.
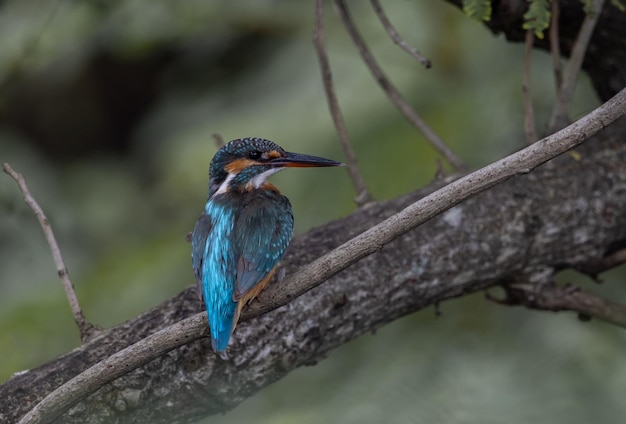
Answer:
[
  {"left": 333, "top": 0, "right": 466, "bottom": 172},
  {"left": 549, "top": 0, "right": 563, "bottom": 92},
  {"left": 547, "top": 0, "right": 606, "bottom": 133},
  {"left": 3, "top": 164, "right": 99, "bottom": 342},
  {"left": 313, "top": 0, "right": 372, "bottom": 206},
  {"left": 17, "top": 88, "right": 626, "bottom": 424},
  {"left": 523, "top": 30, "right": 537, "bottom": 144},
  {"left": 369, "top": 0, "right": 431, "bottom": 68},
  {"left": 492, "top": 282, "right": 626, "bottom": 329},
  {"left": 575, "top": 248, "right": 626, "bottom": 278},
  {"left": 212, "top": 133, "right": 225, "bottom": 148}
]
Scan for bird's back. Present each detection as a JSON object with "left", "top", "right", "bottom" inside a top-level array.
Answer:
[{"left": 192, "top": 186, "right": 293, "bottom": 352}]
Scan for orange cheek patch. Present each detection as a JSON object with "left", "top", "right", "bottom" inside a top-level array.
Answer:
[
  {"left": 267, "top": 150, "right": 282, "bottom": 159},
  {"left": 225, "top": 158, "right": 257, "bottom": 174}
]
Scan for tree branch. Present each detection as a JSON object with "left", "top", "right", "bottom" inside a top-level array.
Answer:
[
  {"left": 443, "top": 0, "right": 625, "bottom": 101},
  {"left": 10, "top": 89, "right": 626, "bottom": 424},
  {"left": 2, "top": 164, "right": 99, "bottom": 342},
  {"left": 488, "top": 282, "right": 626, "bottom": 329},
  {"left": 369, "top": 0, "right": 432, "bottom": 68},
  {"left": 548, "top": 0, "right": 606, "bottom": 132},
  {"left": 333, "top": 0, "right": 467, "bottom": 172},
  {"left": 312, "top": 0, "right": 372, "bottom": 206},
  {"left": 550, "top": 0, "right": 563, "bottom": 92},
  {"left": 523, "top": 29, "right": 537, "bottom": 144}
]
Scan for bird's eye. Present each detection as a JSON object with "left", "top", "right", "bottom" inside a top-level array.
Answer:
[{"left": 248, "top": 151, "right": 262, "bottom": 160}]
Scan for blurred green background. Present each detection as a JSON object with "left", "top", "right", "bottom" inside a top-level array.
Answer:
[{"left": 1, "top": 1, "right": 624, "bottom": 423}]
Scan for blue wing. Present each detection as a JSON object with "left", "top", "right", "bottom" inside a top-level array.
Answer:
[
  {"left": 191, "top": 190, "right": 293, "bottom": 352},
  {"left": 191, "top": 201, "right": 237, "bottom": 352},
  {"left": 191, "top": 213, "right": 211, "bottom": 299},
  {"left": 232, "top": 193, "right": 293, "bottom": 300}
]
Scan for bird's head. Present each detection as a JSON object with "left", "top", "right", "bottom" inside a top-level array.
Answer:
[{"left": 208, "top": 137, "right": 343, "bottom": 196}]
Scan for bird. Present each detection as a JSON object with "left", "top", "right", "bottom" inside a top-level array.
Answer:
[{"left": 191, "top": 137, "right": 343, "bottom": 352}]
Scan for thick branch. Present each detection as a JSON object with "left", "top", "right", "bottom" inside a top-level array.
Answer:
[
  {"left": 17, "top": 90, "right": 626, "bottom": 424},
  {"left": 2, "top": 88, "right": 626, "bottom": 423}
]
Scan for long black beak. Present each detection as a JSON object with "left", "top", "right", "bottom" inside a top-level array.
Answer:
[{"left": 270, "top": 151, "right": 344, "bottom": 168}]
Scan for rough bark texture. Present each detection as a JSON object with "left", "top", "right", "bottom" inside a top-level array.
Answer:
[
  {"left": 2, "top": 1, "right": 626, "bottom": 423},
  {"left": 1, "top": 117, "right": 624, "bottom": 423}
]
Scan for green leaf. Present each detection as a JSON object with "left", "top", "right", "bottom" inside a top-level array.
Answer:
[
  {"left": 463, "top": 0, "right": 492, "bottom": 21},
  {"left": 523, "top": 0, "right": 551, "bottom": 39}
]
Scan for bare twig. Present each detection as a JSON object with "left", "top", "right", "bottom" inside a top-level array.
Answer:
[
  {"left": 575, "top": 248, "right": 626, "bottom": 278},
  {"left": 599, "top": 249, "right": 626, "bottom": 271},
  {"left": 493, "top": 282, "right": 626, "bottom": 329},
  {"left": 333, "top": 0, "right": 466, "bottom": 172},
  {"left": 549, "top": 0, "right": 563, "bottom": 92},
  {"left": 523, "top": 30, "right": 537, "bottom": 144},
  {"left": 2, "top": 164, "right": 99, "bottom": 342},
  {"left": 212, "top": 133, "right": 225, "bottom": 148},
  {"left": 17, "top": 88, "right": 626, "bottom": 424},
  {"left": 313, "top": 0, "right": 372, "bottom": 206},
  {"left": 369, "top": 0, "right": 431, "bottom": 68},
  {"left": 547, "top": 0, "right": 606, "bottom": 133}
]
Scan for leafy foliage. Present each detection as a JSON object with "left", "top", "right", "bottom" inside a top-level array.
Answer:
[
  {"left": 464, "top": 0, "right": 624, "bottom": 39},
  {"left": 523, "top": 0, "right": 551, "bottom": 39},
  {"left": 463, "top": 0, "right": 492, "bottom": 21}
]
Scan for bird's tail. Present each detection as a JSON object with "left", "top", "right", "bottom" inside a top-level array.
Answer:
[
  {"left": 205, "top": 293, "right": 237, "bottom": 353},
  {"left": 210, "top": 320, "right": 233, "bottom": 352}
]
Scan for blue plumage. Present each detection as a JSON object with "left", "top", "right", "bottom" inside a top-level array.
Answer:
[{"left": 191, "top": 137, "right": 343, "bottom": 352}]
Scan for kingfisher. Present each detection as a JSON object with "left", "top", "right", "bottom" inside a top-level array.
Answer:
[{"left": 191, "top": 137, "right": 343, "bottom": 352}]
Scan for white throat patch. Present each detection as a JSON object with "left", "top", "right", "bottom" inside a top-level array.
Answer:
[
  {"left": 214, "top": 173, "right": 235, "bottom": 196},
  {"left": 249, "top": 167, "right": 284, "bottom": 188},
  {"left": 213, "top": 167, "right": 284, "bottom": 196}
]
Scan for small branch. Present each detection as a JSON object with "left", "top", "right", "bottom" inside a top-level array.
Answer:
[
  {"left": 212, "top": 133, "right": 225, "bottom": 148},
  {"left": 600, "top": 248, "right": 626, "bottom": 271},
  {"left": 495, "top": 283, "right": 626, "bottom": 329},
  {"left": 575, "top": 248, "right": 626, "bottom": 278},
  {"left": 19, "top": 88, "right": 626, "bottom": 424},
  {"left": 549, "top": 0, "right": 563, "bottom": 93},
  {"left": 333, "top": 0, "right": 467, "bottom": 172},
  {"left": 523, "top": 29, "right": 537, "bottom": 144},
  {"left": 313, "top": 0, "right": 372, "bottom": 206},
  {"left": 369, "top": 0, "right": 431, "bottom": 68},
  {"left": 250, "top": 88, "right": 626, "bottom": 316},
  {"left": 547, "top": 0, "right": 606, "bottom": 133},
  {"left": 2, "top": 163, "right": 99, "bottom": 342}
]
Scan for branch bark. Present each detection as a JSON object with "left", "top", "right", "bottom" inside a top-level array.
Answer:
[
  {"left": 13, "top": 88, "right": 626, "bottom": 424},
  {"left": 2, "top": 2, "right": 626, "bottom": 423},
  {"left": 2, "top": 90, "right": 626, "bottom": 422},
  {"left": 312, "top": 0, "right": 372, "bottom": 206}
]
